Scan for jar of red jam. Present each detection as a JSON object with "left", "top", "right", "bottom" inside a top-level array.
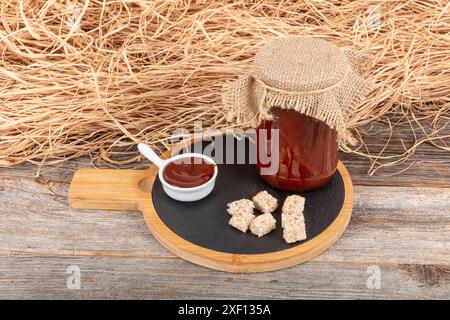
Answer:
[
  {"left": 256, "top": 108, "right": 338, "bottom": 192},
  {"left": 222, "top": 37, "right": 373, "bottom": 192}
]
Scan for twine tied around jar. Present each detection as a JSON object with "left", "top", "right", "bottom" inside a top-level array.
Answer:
[{"left": 222, "top": 37, "right": 375, "bottom": 144}]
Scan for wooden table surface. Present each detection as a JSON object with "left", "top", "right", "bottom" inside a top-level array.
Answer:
[{"left": 0, "top": 124, "right": 449, "bottom": 299}]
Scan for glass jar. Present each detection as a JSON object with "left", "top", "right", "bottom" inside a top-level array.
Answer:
[{"left": 256, "top": 108, "right": 338, "bottom": 192}]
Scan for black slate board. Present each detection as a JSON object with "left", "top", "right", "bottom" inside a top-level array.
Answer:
[{"left": 152, "top": 137, "right": 344, "bottom": 255}]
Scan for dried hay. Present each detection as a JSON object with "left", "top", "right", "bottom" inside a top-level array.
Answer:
[{"left": 0, "top": 0, "right": 449, "bottom": 175}]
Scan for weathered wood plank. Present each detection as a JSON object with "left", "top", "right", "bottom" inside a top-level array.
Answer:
[
  {"left": 0, "top": 176, "right": 170, "bottom": 258},
  {"left": 340, "top": 121, "right": 450, "bottom": 187},
  {"left": 1, "top": 121, "right": 449, "bottom": 187},
  {"left": 0, "top": 173, "right": 449, "bottom": 265},
  {"left": 0, "top": 256, "right": 448, "bottom": 299},
  {"left": 0, "top": 124, "right": 448, "bottom": 298},
  {"left": 340, "top": 153, "right": 450, "bottom": 187}
]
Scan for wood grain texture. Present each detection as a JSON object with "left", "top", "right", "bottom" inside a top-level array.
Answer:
[
  {"left": 0, "top": 256, "right": 448, "bottom": 299},
  {"left": 0, "top": 121, "right": 449, "bottom": 297},
  {"left": 67, "top": 161, "right": 353, "bottom": 273},
  {"left": 1, "top": 122, "right": 449, "bottom": 188},
  {"left": 69, "top": 168, "right": 149, "bottom": 211},
  {"left": 340, "top": 121, "right": 450, "bottom": 187},
  {"left": 0, "top": 173, "right": 449, "bottom": 264}
]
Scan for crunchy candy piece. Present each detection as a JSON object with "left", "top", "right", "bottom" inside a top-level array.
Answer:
[
  {"left": 283, "top": 220, "right": 307, "bottom": 243},
  {"left": 252, "top": 190, "right": 278, "bottom": 213},
  {"left": 282, "top": 195, "right": 305, "bottom": 215},
  {"left": 228, "top": 211, "right": 255, "bottom": 233},
  {"left": 281, "top": 211, "right": 304, "bottom": 229},
  {"left": 281, "top": 195, "right": 307, "bottom": 243},
  {"left": 226, "top": 199, "right": 254, "bottom": 216},
  {"left": 249, "top": 213, "right": 276, "bottom": 238}
]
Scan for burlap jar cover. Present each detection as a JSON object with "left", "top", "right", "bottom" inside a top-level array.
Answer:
[{"left": 222, "top": 37, "right": 374, "bottom": 143}]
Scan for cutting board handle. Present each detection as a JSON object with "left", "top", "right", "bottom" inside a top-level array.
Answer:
[{"left": 68, "top": 168, "right": 151, "bottom": 211}]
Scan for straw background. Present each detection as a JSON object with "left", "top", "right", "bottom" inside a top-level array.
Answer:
[{"left": 0, "top": 0, "right": 449, "bottom": 175}]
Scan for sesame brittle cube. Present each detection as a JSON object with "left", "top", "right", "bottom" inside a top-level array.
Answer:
[
  {"left": 228, "top": 211, "right": 255, "bottom": 233},
  {"left": 282, "top": 195, "right": 305, "bottom": 215},
  {"left": 281, "top": 195, "right": 307, "bottom": 243},
  {"left": 252, "top": 190, "right": 278, "bottom": 213},
  {"left": 282, "top": 210, "right": 307, "bottom": 243},
  {"left": 249, "top": 213, "right": 276, "bottom": 238},
  {"left": 282, "top": 218, "right": 307, "bottom": 243},
  {"left": 226, "top": 199, "right": 254, "bottom": 216},
  {"left": 281, "top": 211, "right": 304, "bottom": 229}
]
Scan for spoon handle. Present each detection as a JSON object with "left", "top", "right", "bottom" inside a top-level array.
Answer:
[{"left": 138, "top": 143, "right": 165, "bottom": 168}]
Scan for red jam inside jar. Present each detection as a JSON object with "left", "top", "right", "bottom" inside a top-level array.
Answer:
[
  {"left": 163, "top": 157, "right": 215, "bottom": 188},
  {"left": 256, "top": 108, "right": 338, "bottom": 192}
]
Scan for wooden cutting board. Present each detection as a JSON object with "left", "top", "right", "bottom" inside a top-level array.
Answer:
[{"left": 69, "top": 138, "right": 353, "bottom": 273}]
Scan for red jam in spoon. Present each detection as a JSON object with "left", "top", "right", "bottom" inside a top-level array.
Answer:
[{"left": 163, "top": 157, "right": 216, "bottom": 188}]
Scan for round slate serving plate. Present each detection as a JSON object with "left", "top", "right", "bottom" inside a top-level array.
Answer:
[
  {"left": 147, "top": 137, "right": 353, "bottom": 273},
  {"left": 68, "top": 135, "right": 353, "bottom": 273}
]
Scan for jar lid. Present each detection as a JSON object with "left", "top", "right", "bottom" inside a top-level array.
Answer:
[{"left": 222, "top": 37, "right": 375, "bottom": 143}]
